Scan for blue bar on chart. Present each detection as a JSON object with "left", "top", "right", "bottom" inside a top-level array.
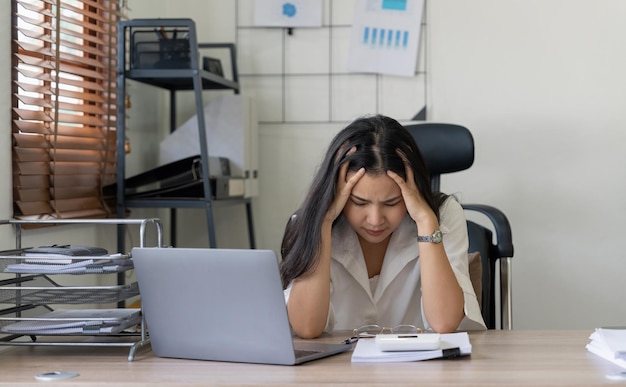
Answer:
[
  {"left": 362, "top": 26, "right": 410, "bottom": 48},
  {"left": 382, "top": 0, "right": 407, "bottom": 11}
]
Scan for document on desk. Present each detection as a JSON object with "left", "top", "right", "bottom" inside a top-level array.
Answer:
[
  {"left": 586, "top": 328, "right": 626, "bottom": 369},
  {"left": 351, "top": 332, "right": 471, "bottom": 363}
]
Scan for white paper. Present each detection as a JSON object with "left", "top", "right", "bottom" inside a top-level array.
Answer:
[
  {"left": 6, "top": 261, "right": 94, "bottom": 274},
  {"left": 4, "top": 256, "right": 132, "bottom": 274},
  {"left": 254, "top": 0, "right": 323, "bottom": 28},
  {"left": 587, "top": 329, "right": 626, "bottom": 368},
  {"left": 351, "top": 332, "right": 472, "bottom": 363},
  {"left": 159, "top": 95, "right": 259, "bottom": 198},
  {"left": 348, "top": 0, "right": 424, "bottom": 76},
  {"left": 1, "top": 309, "right": 141, "bottom": 335}
]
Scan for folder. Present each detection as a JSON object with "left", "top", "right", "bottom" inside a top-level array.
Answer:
[
  {"left": 103, "top": 155, "right": 243, "bottom": 199},
  {"left": 24, "top": 245, "right": 108, "bottom": 262}
]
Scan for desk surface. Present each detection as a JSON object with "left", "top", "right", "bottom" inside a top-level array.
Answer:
[{"left": 0, "top": 330, "right": 621, "bottom": 386}]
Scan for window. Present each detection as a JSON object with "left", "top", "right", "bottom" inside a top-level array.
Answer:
[{"left": 11, "top": 0, "right": 124, "bottom": 220}]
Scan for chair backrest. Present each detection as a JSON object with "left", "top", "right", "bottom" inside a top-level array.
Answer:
[
  {"left": 404, "top": 123, "right": 474, "bottom": 192},
  {"left": 404, "top": 122, "right": 513, "bottom": 329}
]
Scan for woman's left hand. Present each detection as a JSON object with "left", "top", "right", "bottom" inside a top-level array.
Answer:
[{"left": 387, "top": 164, "right": 437, "bottom": 227}]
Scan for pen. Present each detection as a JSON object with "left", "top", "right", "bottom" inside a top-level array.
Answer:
[
  {"left": 441, "top": 347, "right": 461, "bottom": 359},
  {"left": 341, "top": 336, "right": 359, "bottom": 345}
]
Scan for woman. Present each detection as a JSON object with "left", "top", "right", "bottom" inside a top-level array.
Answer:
[{"left": 280, "top": 115, "right": 486, "bottom": 339}]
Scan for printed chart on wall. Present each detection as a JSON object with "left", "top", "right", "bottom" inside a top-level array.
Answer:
[
  {"left": 348, "top": 0, "right": 424, "bottom": 77},
  {"left": 254, "top": 0, "right": 323, "bottom": 27}
]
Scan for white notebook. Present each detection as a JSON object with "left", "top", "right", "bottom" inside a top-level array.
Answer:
[{"left": 351, "top": 332, "right": 472, "bottom": 363}]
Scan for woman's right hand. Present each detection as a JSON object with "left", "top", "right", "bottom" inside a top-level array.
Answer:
[
  {"left": 289, "top": 153, "right": 364, "bottom": 338},
  {"left": 324, "top": 151, "right": 365, "bottom": 223}
]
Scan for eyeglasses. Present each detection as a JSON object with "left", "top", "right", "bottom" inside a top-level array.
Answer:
[{"left": 341, "top": 324, "right": 422, "bottom": 345}]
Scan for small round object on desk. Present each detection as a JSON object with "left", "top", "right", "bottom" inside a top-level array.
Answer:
[{"left": 35, "top": 371, "right": 79, "bottom": 381}]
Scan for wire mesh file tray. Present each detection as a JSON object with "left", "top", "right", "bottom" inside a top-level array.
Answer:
[
  {"left": 0, "top": 218, "right": 163, "bottom": 361},
  {"left": 0, "top": 252, "right": 133, "bottom": 275},
  {"left": 0, "top": 308, "right": 142, "bottom": 336},
  {"left": 131, "top": 26, "right": 191, "bottom": 69},
  {"left": 0, "top": 281, "right": 139, "bottom": 305}
]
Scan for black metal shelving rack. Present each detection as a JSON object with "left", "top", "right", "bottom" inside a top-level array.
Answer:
[{"left": 116, "top": 18, "right": 255, "bottom": 253}]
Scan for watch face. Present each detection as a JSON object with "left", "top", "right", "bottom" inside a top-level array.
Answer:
[{"left": 417, "top": 230, "right": 443, "bottom": 243}]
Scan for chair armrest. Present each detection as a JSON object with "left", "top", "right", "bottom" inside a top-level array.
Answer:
[{"left": 462, "top": 204, "right": 514, "bottom": 258}]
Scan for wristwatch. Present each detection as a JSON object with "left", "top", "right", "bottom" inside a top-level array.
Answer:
[{"left": 417, "top": 230, "right": 443, "bottom": 244}]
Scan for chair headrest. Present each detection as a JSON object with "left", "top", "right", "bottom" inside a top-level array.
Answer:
[{"left": 404, "top": 123, "right": 474, "bottom": 175}]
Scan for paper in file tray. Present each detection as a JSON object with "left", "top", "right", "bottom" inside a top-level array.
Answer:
[
  {"left": 1, "top": 254, "right": 133, "bottom": 274},
  {"left": 23, "top": 244, "right": 109, "bottom": 258},
  {"left": 0, "top": 282, "right": 139, "bottom": 305},
  {"left": 0, "top": 308, "right": 141, "bottom": 335}
]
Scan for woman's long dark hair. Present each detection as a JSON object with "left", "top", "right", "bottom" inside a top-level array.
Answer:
[{"left": 279, "top": 115, "right": 447, "bottom": 287}]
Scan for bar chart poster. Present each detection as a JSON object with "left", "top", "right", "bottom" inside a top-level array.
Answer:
[{"left": 348, "top": 0, "right": 424, "bottom": 76}]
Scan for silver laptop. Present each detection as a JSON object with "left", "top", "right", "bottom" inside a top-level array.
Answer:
[{"left": 131, "top": 247, "right": 351, "bottom": 365}]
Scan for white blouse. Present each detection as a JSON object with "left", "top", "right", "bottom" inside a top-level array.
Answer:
[{"left": 285, "top": 197, "right": 486, "bottom": 332}]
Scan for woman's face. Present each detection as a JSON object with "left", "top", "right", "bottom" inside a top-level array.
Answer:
[{"left": 342, "top": 172, "right": 407, "bottom": 245}]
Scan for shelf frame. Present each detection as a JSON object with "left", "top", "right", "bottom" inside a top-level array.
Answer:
[
  {"left": 116, "top": 19, "right": 255, "bottom": 250},
  {"left": 0, "top": 218, "right": 163, "bottom": 361}
]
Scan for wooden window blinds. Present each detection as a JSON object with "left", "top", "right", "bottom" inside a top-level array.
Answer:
[{"left": 11, "top": 0, "right": 124, "bottom": 220}]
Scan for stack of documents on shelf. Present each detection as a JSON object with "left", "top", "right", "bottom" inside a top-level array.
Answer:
[
  {"left": 351, "top": 332, "right": 472, "bottom": 363},
  {"left": 23, "top": 244, "right": 109, "bottom": 258},
  {"left": 587, "top": 328, "right": 626, "bottom": 368},
  {"left": 1, "top": 309, "right": 141, "bottom": 335},
  {"left": 4, "top": 254, "right": 132, "bottom": 274}
]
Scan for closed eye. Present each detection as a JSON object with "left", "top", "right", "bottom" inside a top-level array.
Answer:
[
  {"left": 383, "top": 197, "right": 403, "bottom": 207},
  {"left": 350, "top": 198, "right": 368, "bottom": 206},
  {"left": 350, "top": 195, "right": 402, "bottom": 207}
]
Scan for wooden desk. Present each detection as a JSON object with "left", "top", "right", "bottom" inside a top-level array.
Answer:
[{"left": 0, "top": 330, "right": 621, "bottom": 386}]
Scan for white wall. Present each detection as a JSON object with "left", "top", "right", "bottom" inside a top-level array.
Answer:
[
  {"left": 428, "top": 0, "right": 626, "bottom": 329},
  {"left": 0, "top": 2, "right": 13, "bottom": 248},
  {"left": 4, "top": 0, "right": 624, "bottom": 329},
  {"left": 124, "top": 0, "right": 626, "bottom": 329}
]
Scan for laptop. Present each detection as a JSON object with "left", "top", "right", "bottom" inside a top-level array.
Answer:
[{"left": 131, "top": 247, "right": 351, "bottom": 365}]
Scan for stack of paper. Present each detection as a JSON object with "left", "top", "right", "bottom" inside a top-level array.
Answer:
[
  {"left": 351, "top": 332, "right": 472, "bottom": 363},
  {"left": 1, "top": 309, "right": 141, "bottom": 335},
  {"left": 587, "top": 328, "right": 626, "bottom": 368},
  {"left": 4, "top": 255, "right": 132, "bottom": 274}
]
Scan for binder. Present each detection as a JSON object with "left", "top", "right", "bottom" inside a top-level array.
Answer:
[{"left": 103, "top": 155, "right": 243, "bottom": 199}]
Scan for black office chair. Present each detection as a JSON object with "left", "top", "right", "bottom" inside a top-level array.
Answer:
[{"left": 405, "top": 123, "right": 514, "bottom": 330}]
